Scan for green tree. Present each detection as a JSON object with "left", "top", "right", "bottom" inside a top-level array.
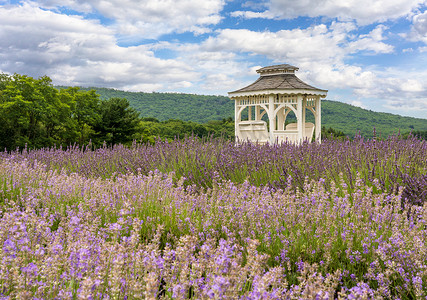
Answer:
[
  {"left": 321, "top": 126, "right": 347, "bottom": 139},
  {"left": 58, "top": 87, "right": 100, "bottom": 145},
  {"left": 0, "top": 73, "right": 66, "bottom": 149},
  {"left": 94, "top": 97, "right": 140, "bottom": 145},
  {"left": 413, "top": 130, "right": 427, "bottom": 140},
  {"left": 0, "top": 73, "right": 103, "bottom": 149}
]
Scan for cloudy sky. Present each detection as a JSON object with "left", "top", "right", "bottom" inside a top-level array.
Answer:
[{"left": 1, "top": 0, "right": 427, "bottom": 119}]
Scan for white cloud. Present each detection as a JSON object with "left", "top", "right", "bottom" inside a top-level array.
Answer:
[
  {"left": 1, "top": 1, "right": 426, "bottom": 119},
  {"left": 405, "top": 10, "right": 427, "bottom": 45},
  {"left": 200, "top": 23, "right": 393, "bottom": 71},
  {"left": 168, "top": 23, "right": 355, "bottom": 93},
  {"left": 188, "top": 24, "right": 427, "bottom": 115},
  {"left": 302, "top": 64, "right": 376, "bottom": 91},
  {"left": 35, "top": 0, "right": 226, "bottom": 38},
  {"left": 152, "top": 22, "right": 397, "bottom": 103},
  {"left": 0, "top": 3, "right": 198, "bottom": 91},
  {"left": 350, "top": 100, "right": 366, "bottom": 109},
  {"left": 413, "top": 10, "right": 427, "bottom": 36},
  {"left": 348, "top": 74, "right": 427, "bottom": 115},
  {"left": 384, "top": 98, "right": 427, "bottom": 112},
  {"left": 400, "top": 79, "right": 424, "bottom": 92},
  {"left": 232, "top": 0, "right": 425, "bottom": 25},
  {"left": 241, "top": 1, "right": 268, "bottom": 10},
  {"left": 346, "top": 25, "right": 394, "bottom": 54},
  {"left": 230, "top": 10, "right": 275, "bottom": 19},
  {"left": 201, "top": 25, "right": 349, "bottom": 65},
  {"left": 172, "top": 46, "right": 252, "bottom": 93},
  {"left": 201, "top": 73, "right": 240, "bottom": 91}
]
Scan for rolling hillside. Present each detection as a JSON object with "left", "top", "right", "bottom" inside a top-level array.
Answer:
[{"left": 80, "top": 87, "right": 427, "bottom": 138}]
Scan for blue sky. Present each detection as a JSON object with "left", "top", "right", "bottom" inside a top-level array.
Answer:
[{"left": 1, "top": 0, "right": 427, "bottom": 119}]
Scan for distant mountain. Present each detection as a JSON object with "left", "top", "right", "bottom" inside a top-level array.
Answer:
[
  {"left": 81, "top": 87, "right": 233, "bottom": 123},
  {"left": 320, "top": 101, "right": 426, "bottom": 139},
  {"left": 79, "top": 87, "right": 427, "bottom": 138}
]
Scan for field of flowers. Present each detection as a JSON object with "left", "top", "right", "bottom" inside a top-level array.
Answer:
[{"left": 0, "top": 135, "right": 426, "bottom": 299}]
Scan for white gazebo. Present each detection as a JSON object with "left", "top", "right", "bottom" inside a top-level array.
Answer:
[{"left": 228, "top": 64, "right": 327, "bottom": 144}]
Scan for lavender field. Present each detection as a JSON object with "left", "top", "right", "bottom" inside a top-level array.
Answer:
[{"left": 0, "top": 135, "right": 426, "bottom": 299}]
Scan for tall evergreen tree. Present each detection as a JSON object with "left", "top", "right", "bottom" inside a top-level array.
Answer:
[{"left": 94, "top": 97, "right": 140, "bottom": 145}]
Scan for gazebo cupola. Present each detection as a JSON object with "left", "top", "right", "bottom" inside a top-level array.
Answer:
[{"left": 228, "top": 64, "right": 327, "bottom": 144}]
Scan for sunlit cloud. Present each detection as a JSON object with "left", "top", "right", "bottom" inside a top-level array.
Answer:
[{"left": 0, "top": 0, "right": 426, "bottom": 118}]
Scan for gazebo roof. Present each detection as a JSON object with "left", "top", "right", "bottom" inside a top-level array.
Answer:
[
  {"left": 229, "top": 64, "right": 327, "bottom": 96},
  {"left": 256, "top": 64, "right": 299, "bottom": 75}
]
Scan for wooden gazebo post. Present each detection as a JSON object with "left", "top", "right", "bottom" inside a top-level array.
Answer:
[{"left": 228, "top": 64, "right": 327, "bottom": 144}]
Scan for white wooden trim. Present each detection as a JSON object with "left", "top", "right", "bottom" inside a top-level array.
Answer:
[{"left": 229, "top": 89, "right": 327, "bottom": 98}]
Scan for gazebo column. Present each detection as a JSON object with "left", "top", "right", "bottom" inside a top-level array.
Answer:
[
  {"left": 235, "top": 98, "right": 240, "bottom": 139},
  {"left": 315, "top": 96, "right": 321, "bottom": 143},
  {"left": 277, "top": 107, "right": 285, "bottom": 130},
  {"left": 248, "top": 106, "right": 252, "bottom": 121},
  {"left": 255, "top": 105, "right": 261, "bottom": 121},
  {"left": 302, "top": 96, "right": 306, "bottom": 138},
  {"left": 268, "top": 94, "right": 275, "bottom": 143},
  {"left": 297, "top": 95, "right": 303, "bottom": 143}
]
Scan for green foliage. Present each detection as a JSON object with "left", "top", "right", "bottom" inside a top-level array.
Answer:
[
  {"left": 136, "top": 117, "right": 234, "bottom": 142},
  {"left": 407, "top": 130, "right": 427, "bottom": 140},
  {"left": 93, "top": 97, "right": 140, "bottom": 146},
  {"left": 57, "top": 87, "right": 101, "bottom": 145},
  {"left": 77, "top": 87, "right": 234, "bottom": 123},
  {"left": 0, "top": 73, "right": 235, "bottom": 150},
  {"left": 0, "top": 74, "right": 142, "bottom": 150},
  {"left": 321, "top": 101, "right": 427, "bottom": 138},
  {"left": 321, "top": 126, "right": 347, "bottom": 139},
  {"left": 0, "top": 73, "right": 67, "bottom": 149}
]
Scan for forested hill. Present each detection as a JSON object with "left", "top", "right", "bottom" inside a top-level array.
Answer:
[
  {"left": 80, "top": 87, "right": 233, "bottom": 123},
  {"left": 79, "top": 87, "right": 427, "bottom": 138},
  {"left": 320, "top": 101, "right": 427, "bottom": 138}
]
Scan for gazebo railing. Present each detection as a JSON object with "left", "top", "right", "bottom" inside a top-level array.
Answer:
[
  {"left": 273, "top": 122, "right": 315, "bottom": 143},
  {"left": 273, "top": 130, "right": 299, "bottom": 143},
  {"left": 237, "top": 120, "right": 269, "bottom": 144}
]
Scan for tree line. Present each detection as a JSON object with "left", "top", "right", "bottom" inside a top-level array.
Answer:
[
  {"left": 0, "top": 73, "right": 139, "bottom": 149},
  {"left": 1, "top": 73, "right": 424, "bottom": 150},
  {"left": 0, "top": 73, "right": 238, "bottom": 150}
]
